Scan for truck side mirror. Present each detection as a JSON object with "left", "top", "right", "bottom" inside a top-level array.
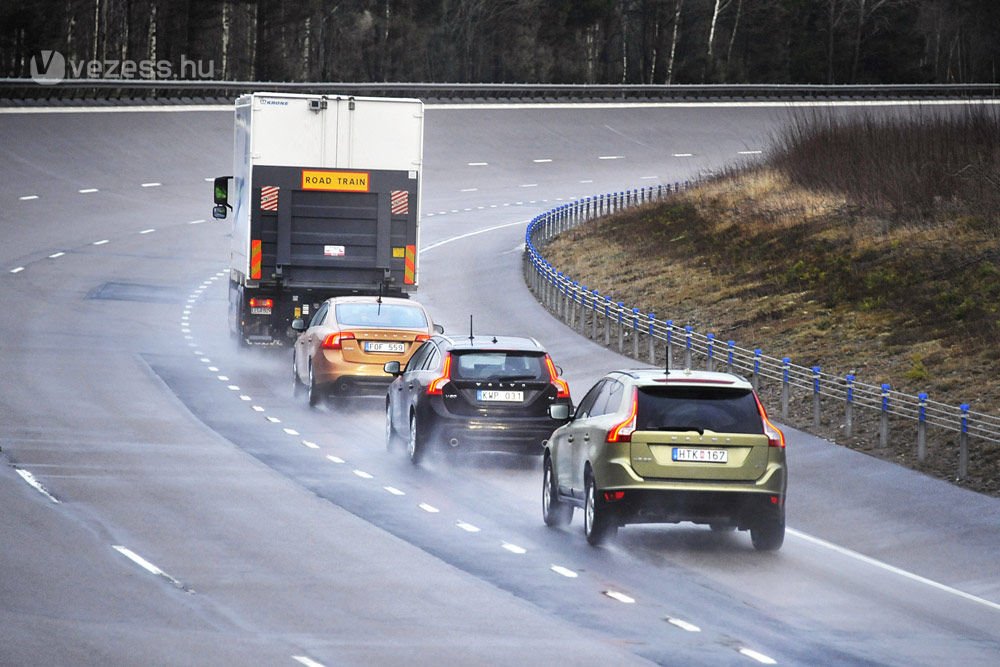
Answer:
[
  {"left": 213, "top": 176, "right": 232, "bottom": 219},
  {"left": 214, "top": 176, "right": 231, "bottom": 205}
]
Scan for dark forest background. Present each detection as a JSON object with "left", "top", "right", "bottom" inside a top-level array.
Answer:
[{"left": 2, "top": 0, "right": 998, "bottom": 84}]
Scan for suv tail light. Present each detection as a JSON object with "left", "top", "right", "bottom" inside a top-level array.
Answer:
[
  {"left": 754, "top": 393, "right": 785, "bottom": 448},
  {"left": 607, "top": 388, "right": 638, "bottom": 443},
  {"left": 427, "top": 353, "right": 452, "bottom": 395},
  {"left": 544, "top": 354, "right": 570, "bottom": 399},
  {"left": 322, "top": 331, "right": 356, "bottom": 350}
]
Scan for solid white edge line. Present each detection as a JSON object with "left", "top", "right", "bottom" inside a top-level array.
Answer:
[
  {"left": 787, "top": 528, "right": 1000, "bottom": 612},
  {"left": 15, "top": 469, "right": 59, "bottom": 503},
  {"left": 739, "top": 648, "right": 778, "bottom": 665},
  {"left": 420, "top": 219, "right": 528, "bottom": 254}
]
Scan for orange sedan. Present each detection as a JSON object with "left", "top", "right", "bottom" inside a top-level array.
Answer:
[{"left": 292, "top": 296, "right": 441, "bottom": 406}]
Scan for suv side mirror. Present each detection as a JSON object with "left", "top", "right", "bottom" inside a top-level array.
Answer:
[
  {"left": 433, "top": 323, "right": 445, "bottom": 334},
  {"left": 549, "top": 404, "right": 571, "bottom": 420},
  {"left": 383, "top": 360, "right": 402, "bottom": 376}
]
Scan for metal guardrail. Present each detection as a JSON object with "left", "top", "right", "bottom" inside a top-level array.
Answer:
[
  {"left": 524, "top": 186, "right": 998, "bottom": 479},
  {"left": 2, "top": 79, "right": 999, "bottom": 105}
]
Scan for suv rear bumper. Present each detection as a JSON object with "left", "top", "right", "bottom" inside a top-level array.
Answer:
[
  {"left": 421, "top": 401, "right": 567, "bottom": 454},
  {"left": 601, "top": 488, "right": 783, "bottom": 529}
]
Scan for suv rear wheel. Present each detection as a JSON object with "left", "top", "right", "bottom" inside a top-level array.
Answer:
[
  {"left": 407, "top": 412, "right": 425, "bottom": 464},
  {"left": 542, "top": 456, "right": 573, "bottom": 527},
  {"left": 750, "top": 507, "right": 785, "bottom": 551},
  {"left": 584, "top": 472, "right": 617, "bottom": 545}
]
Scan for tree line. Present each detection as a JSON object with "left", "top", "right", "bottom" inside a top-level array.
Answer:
[{"left": 2, "top": 0, "right": 998, "bottom": 85}]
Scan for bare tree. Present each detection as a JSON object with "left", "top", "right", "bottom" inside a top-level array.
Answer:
[{"left": 665, "top": 0, "right": 683, "bottom": 84}]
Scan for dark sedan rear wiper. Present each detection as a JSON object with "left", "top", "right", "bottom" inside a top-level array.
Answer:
[{"left": 646, "top": 425, "right": 705, "bottom": 435}]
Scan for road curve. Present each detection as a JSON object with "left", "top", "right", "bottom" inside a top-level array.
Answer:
[{"left": 1, "top": 102, "right": 998, "bottom": 666}]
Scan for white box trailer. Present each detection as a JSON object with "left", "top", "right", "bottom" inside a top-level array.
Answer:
[{"left": 213, "top": 92, "right": 424, "bottom": 345}]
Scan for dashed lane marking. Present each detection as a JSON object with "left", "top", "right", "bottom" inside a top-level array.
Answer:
[
  {"left": 112, "top": 545, "right": 189, "bottom": 592},
  {"left": 739, "top": 648, "right": 778, "bottom": 665},
  {"left": 551, "top": 565, "right": 578, "bottom": 578},
  {"left": 15, "top": 468, "right": 59, "bottom": 503},
  {"left": 667, "top": 617, "right": 701, "bottom": 632}
]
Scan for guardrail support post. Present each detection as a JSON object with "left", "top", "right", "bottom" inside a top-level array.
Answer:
[
  {"left": 604, "top": 297, "right": 611, "bottom": 346},
  {"left": 556, "top": 272, "right": 564, "bottom": 318},
  {"left": 812, "top": 366, "right": 821, "bottom": 429},
  {"left": 706, "top": 333, "right": 715, "bottom": 372},
  {"left": 648, "top": 314, "right": 657, "bottom": 364},
  {"left": 781, "top": 357, "right": 790, "bottom": 421},
  {"left": 617, "top": 302, "right": 625, "bottom": 352},
  {"left": 845, "top": 374, "right": 855, "bottom": 437},
  {"left": 727, "top": 340, "right": 735, "bottom": 373},
  {"left": 591, "top": 289, "right": 600, "bottom": 340},
  {"left": 917, "top": 393, "right": 927, "bottom": 462},
  {"left": 632, "top": 308, "right": 640, "bottom": 358},
  {"left": 578, "top": 286, "right": 588, "bottom": 334},
  {"left": 879, "top": 384, "right": 891, "bottom": 448},
  {"left": 569, "top": 282, "right": 578, "bottom": 329},
  {"left": 684, "top": 326, "right": 693, "bottom": 369},
  {"left": 959, "top": 404, "right": 970, "bottom": 480},
  {"left": 666, "top": 320, "right": 674, "bottom": 371},
  {"left": 752, "top": 348, "right": 761, "bottom": 391}
]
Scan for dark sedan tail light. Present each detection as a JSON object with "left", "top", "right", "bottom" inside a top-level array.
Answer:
[{"left": 427, "top": 353, "right": 453, "bottom": 395}]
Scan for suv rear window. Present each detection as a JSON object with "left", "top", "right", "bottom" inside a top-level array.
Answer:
[
  {"left": 636, "top": 386, "right": 763, "bottom": 435},
  {"left": 335, "top": 303, "right": 428, "bottom": 329},
  {"left": 451, "top": 352, "right": 547, "bottom": 381}
]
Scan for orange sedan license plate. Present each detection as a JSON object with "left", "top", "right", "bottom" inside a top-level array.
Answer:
[{"left": 364, "top": 341, "right": 405, "bottom": 353}]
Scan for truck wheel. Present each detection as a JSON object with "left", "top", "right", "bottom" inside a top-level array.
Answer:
[
  {"left": 542, "top": 456, "right": 573, "bottom": 527},
  {"left": 407, "top": 412, "right": 425, "bottom": 464},
  {"left": 584, "top": 472, "right": 617, "bottom": 546},
  {"left": 307, "top": 361, "right": 322, "bottom": 408}
]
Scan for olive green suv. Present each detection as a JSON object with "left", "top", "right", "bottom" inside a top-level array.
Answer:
[{"left": 542, "top": 369, "right": 787, "bottom": 550}]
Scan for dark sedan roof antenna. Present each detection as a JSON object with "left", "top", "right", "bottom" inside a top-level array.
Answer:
[{"left": 468, "top": 315, "right": 475, "bottom": 344}]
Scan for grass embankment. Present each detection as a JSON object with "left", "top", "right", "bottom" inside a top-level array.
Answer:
[{"left": 541, "top": 108, "right": 1000, "bottom": 495}]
